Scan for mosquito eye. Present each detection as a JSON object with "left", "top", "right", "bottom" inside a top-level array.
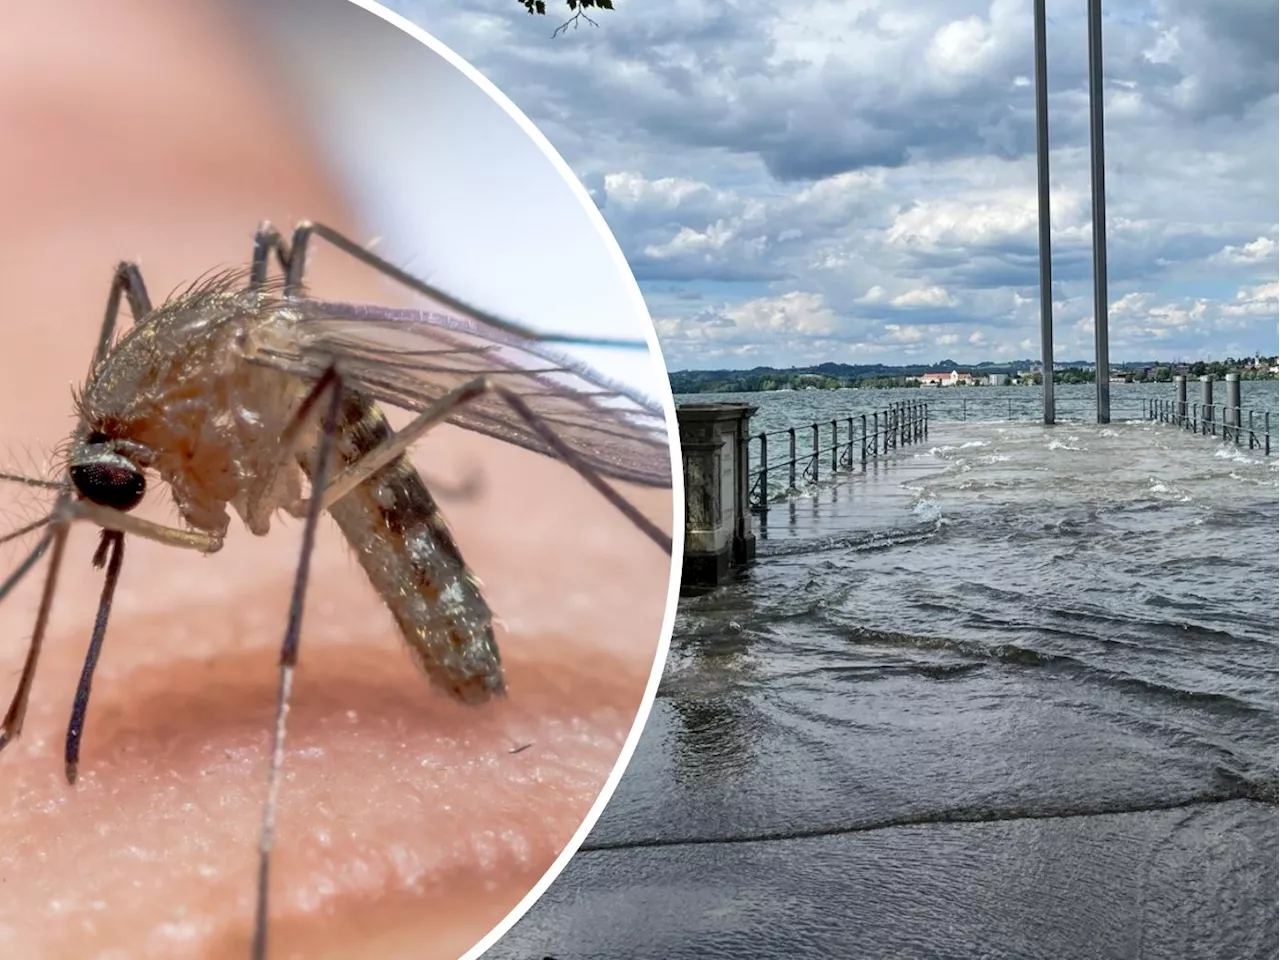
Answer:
[{"left": 70, "top": 461, "right": 146, "bottom": 511}]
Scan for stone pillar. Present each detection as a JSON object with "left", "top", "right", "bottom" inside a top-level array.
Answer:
[{"left": 677, "top": 403, "right": 758, "bottom": 589}]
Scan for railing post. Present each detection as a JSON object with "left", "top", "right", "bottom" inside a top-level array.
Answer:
[
  {"left": 846, "top": 417, "right": 854, "bottom": 465},
  {"left": 872, "top": 412, "right": 879, "bottom": 459},
  {"left": 1249, "top": 410, "right": 1256, "bottom": 450},
  {"left": 962, "top": 397, "right": 968, "bottom": 421},
  {"left": 788, "top": 427, "right": 797, "bottom": 489},
  {"left": 1200, "top": 375, "right": 1214, "bottom": 435},
  {"left": 924, "top": 403, "right": 929, "bottom": 439},
  {"left": 1266, "top": 412, "right": 1271, "bottom": 456},
  {"left": 1174, "top": 375, "right": 1186, "bottom": 426},
  {"left": 883, "top": 409, "right": 890, "bottom": 454},
  {"left": 758, "top": 433, "right": 768, "bottom": 511},
  {"left": 811, "top": 423, "right": 820, "bottom": 481},
  {"left": 861, "top": 414, "right": 868, "bottom": 468},
  {"left": 831, "top": 419, "right": 839, "bottom": 471}
]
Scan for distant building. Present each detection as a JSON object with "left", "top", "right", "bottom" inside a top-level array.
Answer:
[
  {"left": 919, "top": 370, "right": 974, "bottom": 387},
  {"left": 988, "top": 374, "right": 1008, "bottom": 386}
]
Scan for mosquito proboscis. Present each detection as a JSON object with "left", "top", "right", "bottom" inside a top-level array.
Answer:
[{"left": 0, "top": 220, "right": 673, "bottom": 959}]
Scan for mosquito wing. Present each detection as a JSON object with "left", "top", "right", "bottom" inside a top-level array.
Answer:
[{"left": 253, "top": 299, "right": 673, "bottom": 488}]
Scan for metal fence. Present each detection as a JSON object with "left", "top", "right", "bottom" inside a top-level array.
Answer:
[
  {"left": 1143, "top": 398, "right": 1275, "bottom": 455},
  {"left": 748, "top": 401, "right": 929, "bottom": 512}
]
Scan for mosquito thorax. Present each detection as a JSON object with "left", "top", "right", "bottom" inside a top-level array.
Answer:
[{"left": 69, "top": 433, "right": 147, "bottom": 511}]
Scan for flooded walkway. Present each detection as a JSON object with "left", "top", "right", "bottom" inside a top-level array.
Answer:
[{"left": 491, "top": 421, "right": 1279, "bottom": 960}]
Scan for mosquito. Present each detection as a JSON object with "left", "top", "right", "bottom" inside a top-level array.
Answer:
[{"left": 0, "top": 220, "right": 673, "bottom": 959}]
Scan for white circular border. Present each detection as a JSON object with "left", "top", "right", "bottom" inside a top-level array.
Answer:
[{"left": 330, "top": 2, "right": 684, "bottom": 956}]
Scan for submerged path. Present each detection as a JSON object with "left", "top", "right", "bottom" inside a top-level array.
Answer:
[{"left": 493, "top": 421, "right": 1279, "bottom": 960}]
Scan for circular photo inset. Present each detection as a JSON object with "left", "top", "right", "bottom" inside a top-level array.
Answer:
[{"left": 0, "top": 1, "right": 679, "bottom": 957}]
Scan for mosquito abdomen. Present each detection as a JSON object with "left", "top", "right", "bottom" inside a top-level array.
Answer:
[{"left": 309, "top": 391, "right": 503, "bottom": 704}]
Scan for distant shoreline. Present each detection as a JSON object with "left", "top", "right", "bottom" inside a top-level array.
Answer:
[{"left": 670, "top": 359, "right": 1279, "bottom": 395}]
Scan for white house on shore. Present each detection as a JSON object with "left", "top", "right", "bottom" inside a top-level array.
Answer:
[{"left": 919, "top": 370, "right": 975, "bottom": 387}]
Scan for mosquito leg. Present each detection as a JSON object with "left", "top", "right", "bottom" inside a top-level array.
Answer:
[
  {"left": 0, "top": 257, "right": 146, "bottom": 755},
  {"left": 0, "top": 265, "right": 155, "bottom": 757},
  {"left": 250, "top": 219, "right": 648, "bottom": 350},
  {"left": 315, "top": 378, "right": 490, "bottom": 509},
  {"left": 249, "top": 222, "right": 290, "bottom": 290},
  {"left": 0, "top": 520, "right": 71, "bottom": 754},
  {"left": 251, "top": 364, "right": 344, "bottom": 960},
  {"left": 31, "top": 264, "right": 160, "bottom": 755},
  {"left": 291, "top": 376, "right": 670, "bottom": 554},
  {"left": 0, "top": 515, "right": 56, "bottom": 549},
  {"left": 489, "top": 384, "right": 673, "bottom": 554},
  {"left": 0, "top": 497, "right": 206, "bottom": 759},
  {"left": 97, "top": 262, "right": 153, "bottom": 369},
  {"left": 63, "top": 530, "right": 124, "bottom": 784}
]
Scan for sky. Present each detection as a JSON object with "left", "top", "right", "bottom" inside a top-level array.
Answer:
[{"left": 387, "top": 0, "right": 1278, "bottom": 371}]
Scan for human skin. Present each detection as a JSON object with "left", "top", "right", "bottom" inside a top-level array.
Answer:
[{"left": 0, "top": 2, "right": 673, "bottom": 958}]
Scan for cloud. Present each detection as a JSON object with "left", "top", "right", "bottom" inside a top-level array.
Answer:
[
  {"left": 1210, "top": 236, "right": 1278, "bottom": 266},
  {"left": 389, "top": 0, "right": 1278, "bottom": 369}
]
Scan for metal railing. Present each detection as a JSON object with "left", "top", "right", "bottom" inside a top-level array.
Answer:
[
  {"left": 748, "top": 401, "right": 929, "bottom": 512},
  {"left": 1143, "top": 398, "right": 1275, "bottom": 455}
]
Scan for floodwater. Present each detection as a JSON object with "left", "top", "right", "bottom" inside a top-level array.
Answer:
[{"left": 489, "top": 388, "right": 1279, "bottom": 960}]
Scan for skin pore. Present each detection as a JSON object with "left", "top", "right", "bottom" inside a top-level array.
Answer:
[{"left": 0, "top": 2, "right": 672, "bottom": 958}]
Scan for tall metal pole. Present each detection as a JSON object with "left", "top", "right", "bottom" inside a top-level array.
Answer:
[
  {"left": 1033, "top": 0, "right": 1055, "bottom": 425},
  {"left": 1088, "top": 0, "right": 1110, "bottom": 423}
]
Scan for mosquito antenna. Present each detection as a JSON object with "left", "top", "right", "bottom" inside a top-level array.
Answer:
[
  {"left": 0, "top": 518, "right": 71, "bottom": 752},
  {"left": 63, "top": 530, "right": 125, "bottom": 784},
  {"left": 0, "top": 471, "right": 64, "bottom": 491},
  {"left": 251, "top": 366, "right": 344, "bottom": 960}
]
